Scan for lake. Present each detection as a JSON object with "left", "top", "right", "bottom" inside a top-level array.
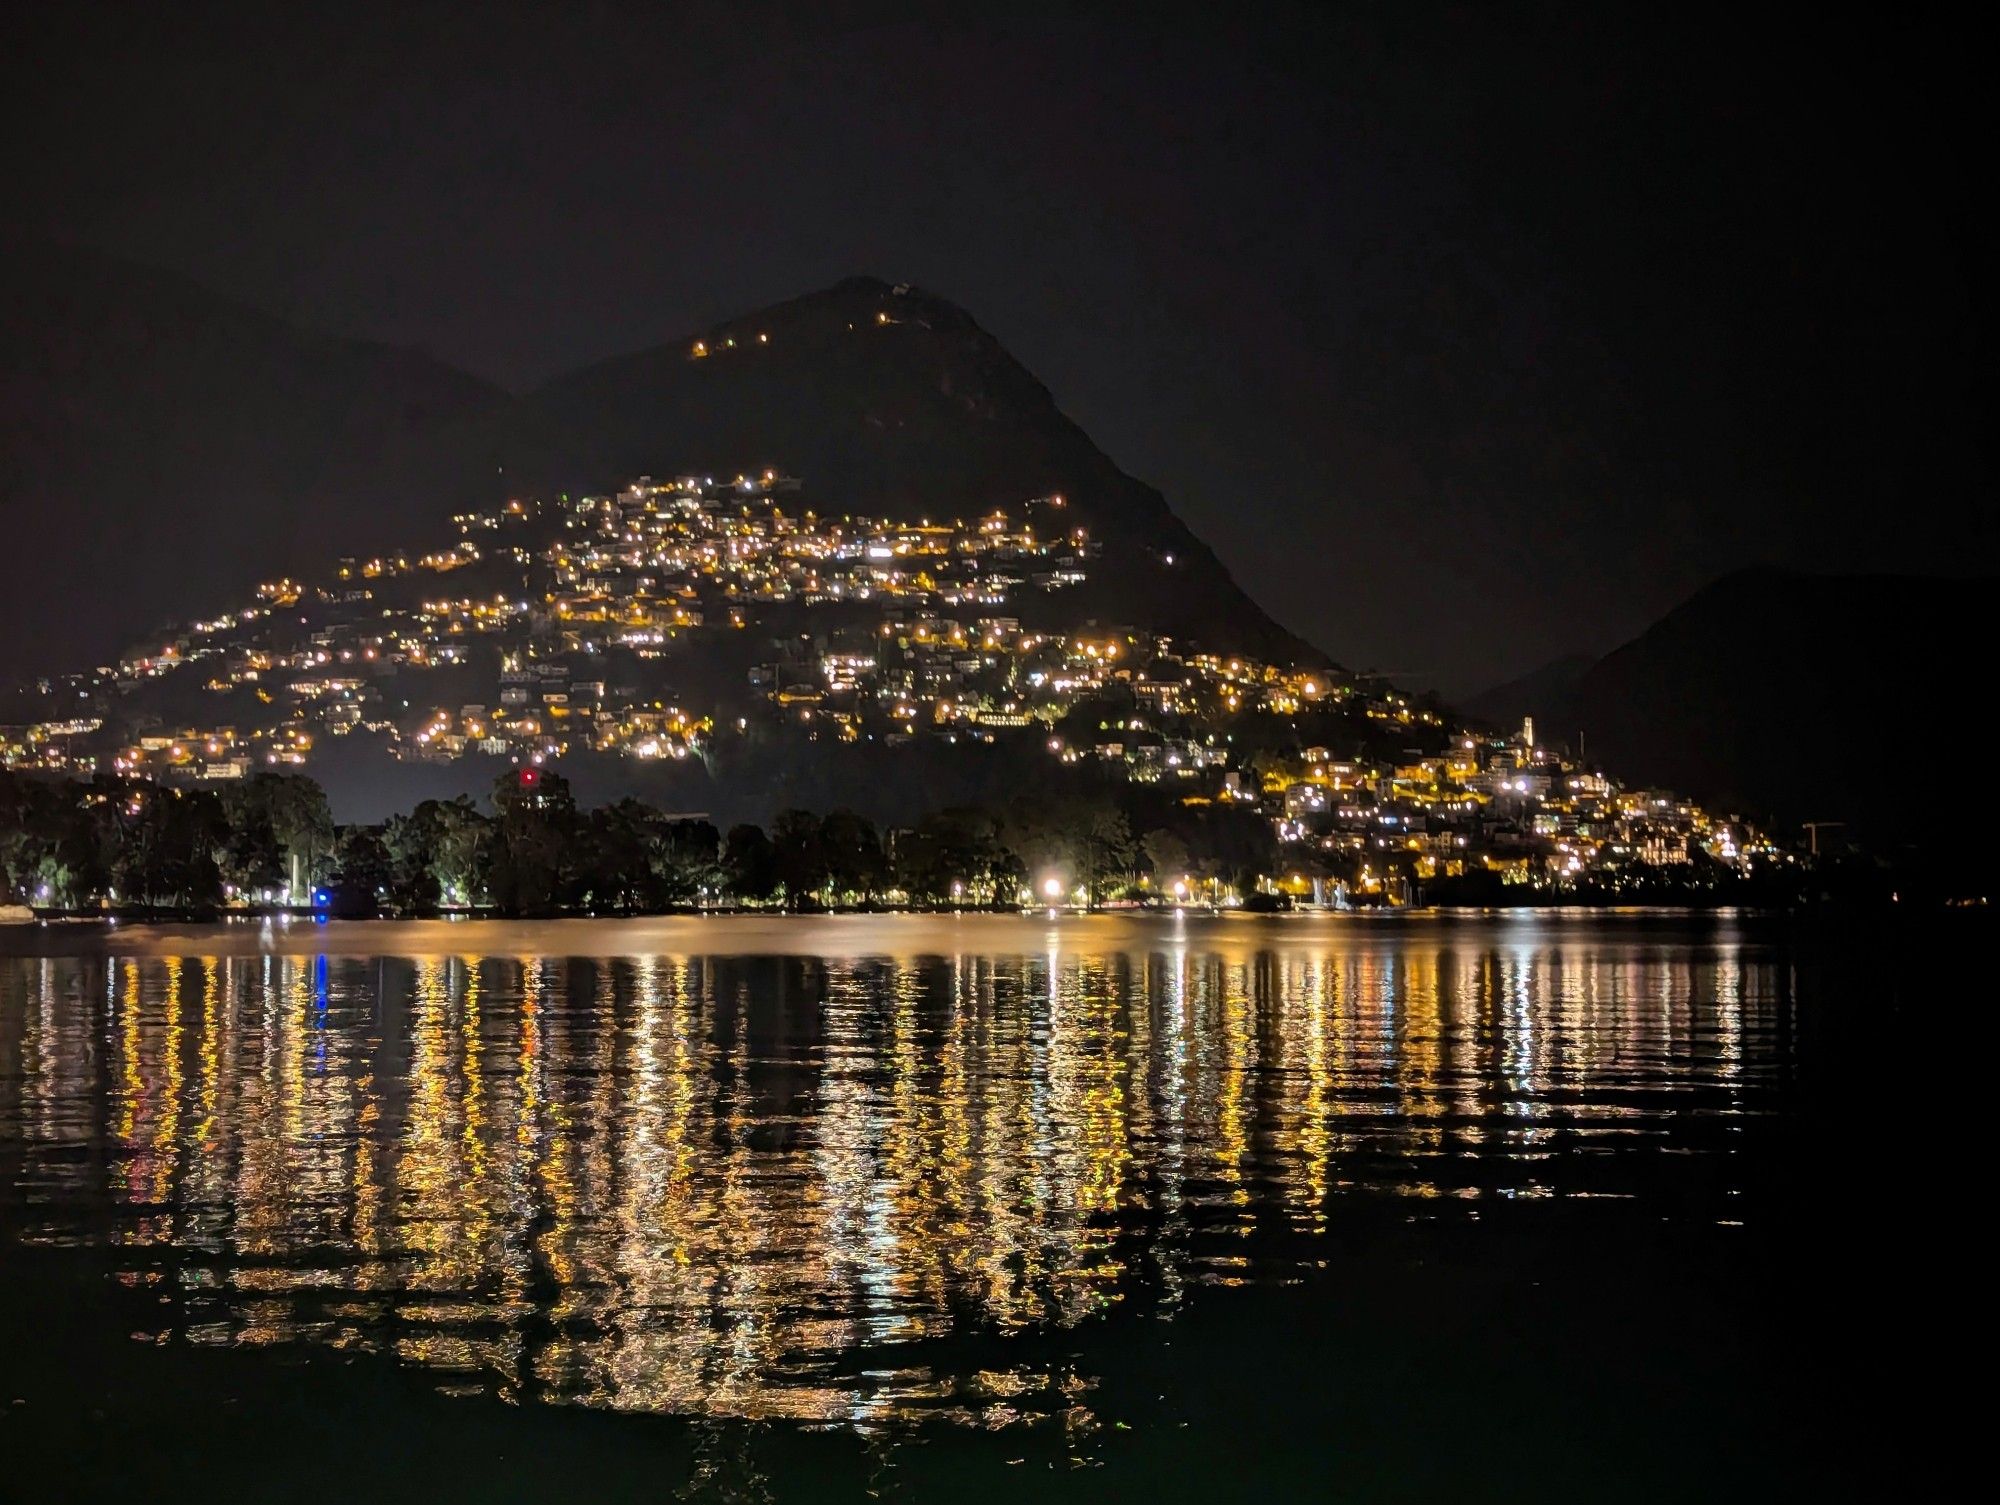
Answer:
[{"left": 0, "top": 912, "right": 1919, "bottom": 1500}]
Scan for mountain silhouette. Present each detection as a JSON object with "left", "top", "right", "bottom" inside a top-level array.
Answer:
[
  {"left": 1469, "top": 565, "right": 1995, "bottom": 847},
  {"left": 0, "top": 241, "right": 509, "bottom": 681},
  {"left": 514, "top": 275, "right": 1316, "bottom": 661},
  {"left": 2, "top": 252, "right": 1316, "bottom": 684}
]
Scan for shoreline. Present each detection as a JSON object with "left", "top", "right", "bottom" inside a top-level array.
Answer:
[
  {"left": 7, "top": 898, "right": 1794, "bottom": 929},
  {"left": 0, "top": 907, "right": 1825, "bottom": 962}
]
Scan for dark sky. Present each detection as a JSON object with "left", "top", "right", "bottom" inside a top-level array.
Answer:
[{"left": 6, "top": 1, "right": 1985, "bottom": 693}]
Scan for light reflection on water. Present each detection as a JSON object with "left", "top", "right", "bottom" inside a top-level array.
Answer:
[{"left": 0, "top": 915, "right": 1788, "bottom": 1428}]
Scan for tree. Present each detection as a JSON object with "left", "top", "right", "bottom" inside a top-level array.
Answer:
[
  {"left": 333, "top": 824, "right": 392, "bottom": 890},
  {"left": 654, "top": 819, "right": 722, "bottom": 906},
  {"left": 722, "top": 823, "right": 778, "bottom": 903},
  {"left": 1142, "top": 828, "right": 1192, "bottom": 895},
  {"left": 228, "top": 773, "right": 334, "bottom": 898},
  {"left": 1054, "top": 687, "right": 1138, "bottom": 748},
  {"left": 1247, "top": 748, "right": 1303, "bottom": 793},
  {"left": 894, "top": 806, "right": 1015, "bottom": 904},
  {"left": 575, "top": 803, "right": 720, "bottom": 911},
  {"left": 0, "top": 771, "right": 36, "bottom": 902},
  {"left": 770, "top": 808, "right": 827, "bottom": 907},
  {"left": 384, "top": 796, "right": 489, "bottom": 911},
  {"left": 1074, "top": 801, "right": 1137, "bottom": 905},
  {"left": 109, "top": 784, "right": 225, "bottom": 910},
  {"left": 582, "top": 797, "right": 658, "bottom": 911},
  {"left": 0, "top": 772, "right": 111, "bottom": 907},
  {"left": 999, "top": 796, "right": 1071, "bottom": 889},
  {"left": 487, "top": 768, "right": 579, "bottom": 915},
  {"left": 429, "top": 797, "right": 488, "bottom": 906},
  {"left": 219, "top": 807, "right": 285, "bottom": 897},
  {"left": 817, "top": 808, "right": 884, "bottom": 902},
  {"left": 329, "top": 825, "right": 392, "bottom": 917},
  {"left": 1184, "top": 805, "right": 1279, "bottom": 898},
  {"left": 998, "top": 792, "right": 1133, "bottom": 905}
]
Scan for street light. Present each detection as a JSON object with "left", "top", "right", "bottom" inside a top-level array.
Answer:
[{"left": 1042, "top": 876, "right": 1064, "bottom": 901}]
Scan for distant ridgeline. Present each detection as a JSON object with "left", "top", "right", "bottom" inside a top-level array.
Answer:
[{"left": 1, "top": 470, "right": 1783, "bottom": 904}]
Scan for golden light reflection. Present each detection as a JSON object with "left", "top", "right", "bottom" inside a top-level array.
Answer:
[{"left": 0, "top": 922, "right": 1787, "bottom": 1429}]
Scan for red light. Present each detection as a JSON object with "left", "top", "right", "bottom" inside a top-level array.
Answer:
[{"left": 521, "top": 769, "right": 538, "bottom": 786}]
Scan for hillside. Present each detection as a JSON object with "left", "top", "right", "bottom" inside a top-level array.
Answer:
[
  {"left": 518, "top": 277, "right": 1316, "bottom": 664},
  {"left": 0, "top": 241, "right": 511, "bottom": 682},
  {"left": 3, "top": 253, "right": 1316, "bottom": 690},
  {"left": 0, "top": 253, "right": 1808, "bottom": 894},
  {"left": 1471, "top": 566, "right": 1994, "bottom": 846},
  {"left": 1463, "top": 654, "right": 1594, "bottom": 731}
]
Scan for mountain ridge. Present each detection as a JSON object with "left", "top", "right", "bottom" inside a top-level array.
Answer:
[
  {"left": 1, "top": 239, "right": 513, "bottom": 679},
  {"left": 2, "top": 245, "right": 1320, "bottom": 684},
  {"left": 1468, "top": 563, "right": 1996, "bottom": 847},
  {"left": 515, "top": 274, "right": 1317, "bottom": 663}
]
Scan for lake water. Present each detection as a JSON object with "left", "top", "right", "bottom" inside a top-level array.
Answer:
[{"left": 0, "top": 913, "right": 1918, "bottom": 1500}]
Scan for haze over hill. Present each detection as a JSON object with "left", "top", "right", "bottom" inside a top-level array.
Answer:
[
  {"left": 1, "top": 247, "right": 1312, "bottom": 684},
  {"left": 0, "top": 241, "right": 510, "bottom": 679}
]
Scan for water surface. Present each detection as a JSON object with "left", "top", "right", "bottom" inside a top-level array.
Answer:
[{"left": 0, "top": 913, "right": 1875, "bottom": 1499}]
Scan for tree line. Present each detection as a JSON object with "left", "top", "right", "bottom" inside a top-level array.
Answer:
[{"left": 1, "top": 766, "right": 1282, "bottom": 916}]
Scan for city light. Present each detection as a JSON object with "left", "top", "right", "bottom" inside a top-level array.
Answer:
[{"left": 1, "top": 467, "right": 1775, "bottom": 908}]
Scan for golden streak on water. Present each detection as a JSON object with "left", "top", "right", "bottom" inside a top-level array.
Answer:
[{"left": 0, "top": 916, "right": 1777, "bottom": 1428}]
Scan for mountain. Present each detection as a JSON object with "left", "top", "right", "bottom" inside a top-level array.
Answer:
[
  {"left": 1469, "top": 566, "right": 1995, "bottom": 846},
  {"left": 2, "top": 253, "right": 1316, "bottom": 689},
  {"left": 1462, "top": 653, "right": 1595, "bottom": 731},
  {"left": 515, "top": 277, "right": 1316, "bottom": 663},
  {"left": 0, "top": 242, "right": 511, "bottom": 683}
]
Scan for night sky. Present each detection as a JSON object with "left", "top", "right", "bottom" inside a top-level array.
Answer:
[{"left": 6, "top": 1, "right": 1984, "bottom": 694}]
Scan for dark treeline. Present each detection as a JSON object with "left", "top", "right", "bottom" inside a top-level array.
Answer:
[
  {"left": 7, "top": 765, "right": 1916, "bottom": 918},
  {"left": 1, "top": 765, "right": 1284, "bottom": 917},
  {"left": 297, "top": 688, "right": 1456, "bottom": 830},
  {"left": 2, "top": 768, "right": 332, "bottom": 912}
]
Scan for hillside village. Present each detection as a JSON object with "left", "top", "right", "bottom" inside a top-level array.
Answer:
[{"left": 1, "top": 468, "right": 1779, "bottom": 907}]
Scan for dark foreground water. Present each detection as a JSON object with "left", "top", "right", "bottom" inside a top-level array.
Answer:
[{"left": 0, "top": 912, "right": 1931, "bottom": 1500}]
